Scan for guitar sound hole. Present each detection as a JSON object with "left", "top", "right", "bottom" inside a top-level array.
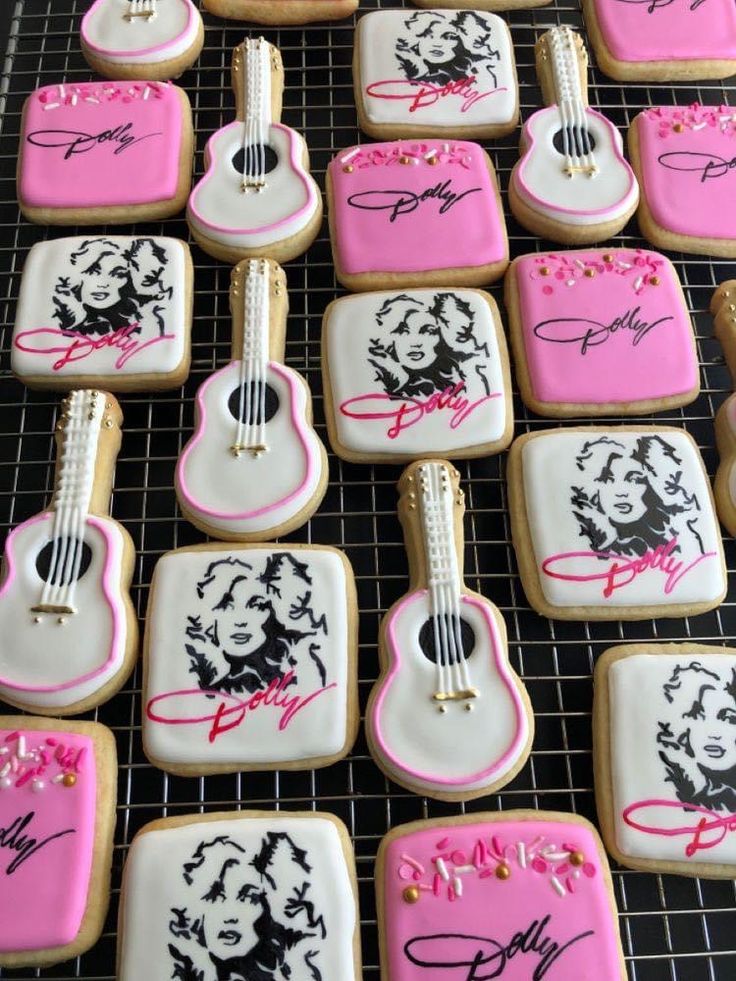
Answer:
[
  {"left": 231, "top": 144, "right": 279, "bottom": 177},
  {"left": 553, "top": 127, "right": 597, "bottom": 156},
  {"left": 419, "top": 615, "right": 475, "bottom": 664},
  {"left": 228, "top": 382, "right": 279, "bottom": 425},
  {"left": 36, "top": 538, "right": 92, "bottom": 582}
]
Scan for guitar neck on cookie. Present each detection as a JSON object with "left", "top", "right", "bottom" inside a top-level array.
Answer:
[
  {"left": 0, "top": 390, "right": 131, "bottom": 703},
  {"left": 82, "top": 0, "right": 200, "bottom": 61},
  {"left": 187, "top": 37, "right": 320, "bottom": 253},
  {"left": 368, "top": 460, "right": 528, "bottom": 796},
  {"left": 514, "top": 26, "right": 637, "bottom": 224},
  {"left": 175, "top": 259, "right": 325, "bottom": 540}
]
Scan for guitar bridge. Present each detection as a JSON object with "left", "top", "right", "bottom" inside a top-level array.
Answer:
[
  {"left": 241, "top": 179, "right": 267, "bottom": 193},
  {"left": 30, "top": 604, "right": 76, "bottom": 615},
  {"left": 433, "top": 688, "right": 479, "bottom": 702},
  {"left": 563, "top": 163, "right": 599, "bottom": 178},
  {"left": 230, "top": 443, "right": 267, "bottom": 458},
  {"left": 125, "top": 1, "right": 156, "bottom": 20}
]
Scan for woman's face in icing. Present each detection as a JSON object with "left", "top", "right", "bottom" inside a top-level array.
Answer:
[
  {"left": 78, "top": 249, "right": 129, "bottom": 309},
  {"left": 414, "top": 18, "right": 461, "bottom": 65},
  {"left": 200, "top": 853, "right": 264, "bottom": 963},
  {"left": 595, "top": 455, "right": 649, "bottom": 526},
  {"left": 389, "top": 304, "right": 441, "bottom": 370},
  {"left": 688, "top": 685, "right": 736, "bottom": 772}
]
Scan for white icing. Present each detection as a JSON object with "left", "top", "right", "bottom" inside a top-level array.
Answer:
[
  {"left": 82, "top": 0, "right": 201, "bottom": 64},
  {"left": 609, "top": 652, "right": 736, "bottom": 864},
  {"left": 357, "top": 9, "right": 517, "bottom": 129},
  {"left": 12, "top": 236, "right": 188, "bottom": 381},
  {"left": 118, "top": 816, "right": 358, "bottom": 980},
  {"left": 521, "top": 430, "right": 725, "bottom": 608},
  {"left": 325, "top": 290, "right": 508, "bottom": 456},
  {"left": 143, "top": 546, "right": 351, "bottom": 766}
]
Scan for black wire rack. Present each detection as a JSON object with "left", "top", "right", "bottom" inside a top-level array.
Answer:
[{"left": 1, "top": 0, "right": 735, "bottom": 978}]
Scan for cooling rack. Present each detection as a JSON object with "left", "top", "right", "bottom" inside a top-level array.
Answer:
[{"left": 1, "top": 0, "right": 735, "bottom": 978}]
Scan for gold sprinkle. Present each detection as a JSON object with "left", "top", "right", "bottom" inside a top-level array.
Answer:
[
  {"left": 584, "top": 269, "right": 596, "bottom": 278},
  {"left": 673, "top": 123, "right": 685, "bottom": 133},
  {"left": 496, "top": 863, "right": 511, "bottom": 880},
  {"left": 403, "top": 886, "right": 420, "bottom": 904},
  {"left": 649, "top": 275, "right": 661, "bottom": 286},
  {"left": 427, "top": 156, "right": 439, "bottom": 166},
  {"left": 62, "top": 773, "right": 77, "bottom": 788},
  {"left": 399, "top": 155, "right": 411, "bottom": 165},
  {"left": 603, "top": 254, "right": 614, "bottom": 263},
  {"left": 342, "top": 164, "right": 354, "bottom": 174},
  {"left": 539, "top": 266, "right": 551, "bottom": 277}
]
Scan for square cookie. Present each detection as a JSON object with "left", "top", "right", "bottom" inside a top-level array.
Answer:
[
  {"left": 595, "top": 644, "right": 736, "bottom": 878},
  {"left": 327, "top": 140, "right": 509, "bottom": 291},
  {"left": 0, "top": 718, "right": 116, "bottom": 969},
  {"left": 584, "top": 0, "right": 736, "bottom": 81},
  {"left": 505, "top": 249, "right": 699, "bottom": 416},
  {"left": 143, "top": 543, "right": 358, "bottom": 775},
  {"left": 354, "top": 9, "right": 519, "bottom": 139},
  {"left": 18, "top": 81, "right": 193, "bottom": 225},
  {"left": 629, "top": 105, "right": 736, "bottom": 258},
  {"left": 377, "top": 812, "right": 626, "bottom": 981},
  {"left": 322, "top": 289, "right": 513, "bottom": 461},
  {"left": 12, "top": 236, "right": 193, "bottom": 392},
  {"left": 117, "top": 811, "right": 361, "bottom": 980},
  {"left": 508, "top": 427, "right": 727, "bottom": 620}
]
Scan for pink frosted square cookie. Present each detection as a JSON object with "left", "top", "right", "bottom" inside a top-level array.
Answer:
[
  {"left": 505, "top": 248, "right": 699, "bottom": 416},
  {"left": 327, "top": 140, "right": 509, "bottom": 291},
  {"left": 630, "top": 105, "right": 736, "bottom": 258},
  {"left": 18, "top": 81, "right": 193, "bottom": 225}
]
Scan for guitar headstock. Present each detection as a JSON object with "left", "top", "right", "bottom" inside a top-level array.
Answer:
[
  {"left": 231, "top": 36, "right": 284, "bottom": 124},
  {"left": 56, "top": 390, "right": 121, "bottom": 440},
  {"left": 535, "top": 26, "right": 589, "bottom": 109},
  {"left": 229, "top": 257, "right": 289, "bottom": 364}
]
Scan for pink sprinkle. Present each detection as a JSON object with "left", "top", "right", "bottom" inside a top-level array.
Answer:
[
  {"left": 433, "top": 873, "right": 441, "bottom": 896},
  {"left": 436, "top": 837, "right": 450, "bottom": 849},
  {"left": 45, "top": 738, "right": 57, "bottom": 746},
  {"left": 555, "top": 863, "right": 569, "bottom": 875},
  {"left": 479, "top": 868, "right": 494, "bottom": 878},
  {"left": 39, "top": 750, "right": 50, "bottom": 765},
  {"left": 451, "top": 850, "right": 466, "bottom": 865},
  {"left": 491, "top": 836, "right": 504, "bottom": 859},
  {"left": 532, "top": 858, "right": 548, "bottom": 874},
  {"left": 15, "top": 769, "right": 34, "bottom": 787},
  {"left": 74, "top": 747, "right": 87, "bottom": 773},
  {"left": 55, "top": 744, "right": 65, "bottom": 761},
  {"left": 398, "top": 863, "right": 415, "bottom": 881},
  {"left": 562, "top": 843, "right": 578, "bottom": 853},
  {"left": 542, "top": 285, "right": 554, "bottom": 295},
  {"left": 5, "top": 732, "right": 19, "bottom": 743},
  {"left": 566, "top": 876, "right": 575, "bottom": 894},
  {"left": 583, "top": 863, "right": 596, "bottom": 878}
]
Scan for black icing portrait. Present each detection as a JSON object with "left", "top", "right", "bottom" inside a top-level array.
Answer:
[
  {"left": 656, "top": 660, "right": 736, "bottom": 812},
  {"left": 395, "top": 10, "right": 501, "bottom": 87},
  {"left": 52, "top": 237, "right": 173, "bottom": 338},
  {"left": 185, "top": 553, "right": 328, "bottom": 695},
  {"left": 168, "top": 832, "right": 327, "bottom": 981},
  {"left": 570, "top": 435, "right": 705, "bottom": 558},
  {"left": 367, "top": 292, "right": 491, "bottom": 401}
]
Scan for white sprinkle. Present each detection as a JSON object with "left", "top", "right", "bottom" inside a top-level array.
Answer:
[
  {"left": 573, "top": 869, "right": 581, "bottom": 879},
  {"left": 71, "top": 91, "right": 78, "bottom": 106},
  {"left": 143, "top": 86, "right": 151, "bottom": 100},
  {"left": 84, "top": 96, "right": 99, "bottom": 104},
  {"left": 52, "top": 772, "right": 65, "bottom": 784},
  {"left": 0, "top": 777, "right": 11, "bottom": 790},
  {"left": 518, "top": 842, "right": 527, "bottom": 869},
  {"left": 58, "top": 83, "right": 66, "bottom": 99},
  {"left": 618, "top": 261, "right": 632, "bottom": 269},
  {"left": 566, "top": 278, "right": 576, "bottom": 287},
  {"left": 527, "top": 836, "right": 545, "bottom": 858},
  {"left": 435, "top": 857, "right": 450, "bottom": 881},
  {"left": 550, "top": 876, "right": 566, "bottom": 897},
  {"left": 692, "top": 121, "right": 707, "bottom": 131},
  {"left": 0, "top": 746, "right": 8, "bottom": 755},
  {"left": 542, "top": 851, "right": 570, "bottom": 861},
  {"left": 0, "top": 762, "right": 9, "bottom": 778},
  {"left": 574, "top": 259, "right": 586, "bottom": 269},
  {"left": 43, "top": 102, "right": 60, "bottom": 111},
  {"left": 17, "top": 736, "right": 26, "bottom": 759},
  {"left": 31, "top": 778, "right": 45, "bottom": 793},
  {"left": 424, "top": 149, "right": 437, "bottom": 160},
  {"left": 341, "top": 147, "right": 360, "bottom": 163},
  {"left": 455, "top": 865, "right": 475, "bottom": 875},
  {"left": 453, "top": 876, "right": 463, "bottom": 897},
  {"left": 633, "top": 275, "right": 644, "bottom": 291},
  {"left": 409, "top": 156, "right": 420, "bottom": 165},
  {"left": 442, "top": 143, "right": 450, "bottom": 152}
]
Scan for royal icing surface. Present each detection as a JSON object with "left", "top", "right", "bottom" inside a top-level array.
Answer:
[
  {"left": 381, "top": 818, "right": 622, "bottom": 980},
  {"left": 357, "top": 9, "right": 517, "bottom": 129},
  {"left": 118, "top": 816, "right": 357, "bottom": 980},
  {"left": 592, "top": 0, "right": 736, "bottom": 64},
  {"left": 0, "top": 729, "right": 96, "bottom": 952},
  {"left": 329, "top": 141, "right": 507, "bottom": 276},
  {"left": 636, "top": 105, "right": 736, "bottom": 241},
  {"left": 514, "top": 250, "right": 698, "bottom": 405},
  {"left": 12, "top": 236, "right": 188, "bottom": 382},
  {"left": 520, "top": 430, "right": 725, "bottom": 609},
  {"left": 81, "top": 0, "right": 201, "bottom": 64},
  {"left": 609, "top": 651, "right": 736, "bottom": 864},
  {"left": 325, "top": 290, "right": 508, "bottom": 456},
  {"left": 19, "top": 81, "right": 184, "bottom": 209},
  {"left": 144, "top": 547, "right": 351, "bottom": 766}
]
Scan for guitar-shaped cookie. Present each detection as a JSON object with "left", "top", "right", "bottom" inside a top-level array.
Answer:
[
  {"left": 176, "top": 258, "right": 328, "bottom": 541},
  {"left": 81, "top": 0, "right": 204, "bottom": 81},
  {"left": 0, "top": 390, "right": 138, "bottom": 714},
  {"left": 367, "top": 460, "right": 532, "bottom": 801},
  {"left": 714, "top": 281, "right": 736, "bottom": 537},
  {"left": 510, "top": 25, "right": 638, "bottom": 244},
  {"left": 187, "top": 37, "right": 323, "bottom": 264}
]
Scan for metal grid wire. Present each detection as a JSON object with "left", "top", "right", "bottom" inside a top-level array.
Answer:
[{"left": 0, "top": 0, "right": 735, "bottom": 977}]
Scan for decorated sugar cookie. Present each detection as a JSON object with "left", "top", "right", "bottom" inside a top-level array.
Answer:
[
  {"left": 202, "top": 0, "right": 358, "bottom": 24},
  {"left": 0, "top": 391, "right": 138, "bottom": 714},
  {"left": 411, "top": 0, "right": 551, "bottom": 9},
  {"left": 376, "top": 812, "right": 626, "bottom": 981},
  {"left": 143, "top": 543, "right": 358, "bottom": 775},
  {"left": 366, "top": 460, "right": 533, "bottom": 801},
  {"left": 327, "top": 140, "right": 509, "bottom": 291},
  {"left": 629, "top": 104, "right": 736, "bottom": 258},
  {"left": 713, "top": 281, "right": 736, "bottom": 536},
  {"left": 504, "top": 249, "right": 699, "bottom": 417},
  {"left": 322, "top": 289, "right": 513, "bottom": 462},
  {"left": 509, "top": 26, "right": 638, "bottom": 245},
  {"left": 117, "top": 811, "right": 362, "bottom": 980},
  {"left": 18, "top": 80, "right": 193, "bottom": 225},
  {"left": 354, "top": 9, "right": 519, "bottom": 140},
  {"left": 81, "top": 0, "right": 204, "bottom": 81},
  {"left": 594, "top": 644, "right": 736, "bottom": 878},
  {"left": 11, "top": 236, "right": 193, "bottom": 392},
  {"left": 175, "top": 259, "right": 328, "bottom": 541},
  {"left": 187, "top": 38, "right": 322, "bottom": 265},
  {"left": 0, "top": 718, "right": 116, "bottom": 969},
  {"left": 584, "top": 0, "right": 736, "bottom": 82},
  {"left": 508, "top": 427, "right": 727, "bottom": 620}
]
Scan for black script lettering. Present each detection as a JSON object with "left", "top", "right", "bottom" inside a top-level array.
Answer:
[
  {"left": 0, "top": 811, "right": 75, "bottom": 875},
  {"left": 533, "top": 307, "right": 673, "bottom": 355},
  {"left": 658, "top": 151, "right": 736, "bottom": 184},
  {"left": 27, "top": 123, "right": 160, "bottom": 160},
  {"left": 347, "top": 180, "right": 481, "bottom": 222}
]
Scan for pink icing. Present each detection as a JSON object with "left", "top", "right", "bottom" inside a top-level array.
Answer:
[
  {"left": 20, "top": 81, "right": 184, "bottom": 209},
  {"left": 81, "top": 0, "right": 195, "bottom": 58},
  {"left": 383, "top": 818, "right": 622, "bottom": 980},
  {"left": 0, "top": 729, "right": 96, "bottom": 952},
  {"left": 372, "top": 592, "right": 527, "bottom": 787},
  {"left": 176, "top": 361, "right": 318, "bottom": 520},
  {"left": 0, "top": 512, "right": 125, "bottom": 694},
  {"left": 636, "top": 105, "right": 736, "bottom": 241},
  {"left": 329, "top": 140, "right": 507, "bottom": 275},
  {"left": 593, "top": 0, "right": 736, "bottom": 63},
  {"left": 515, "top": 249, "right": 697, "bottom": 404}
]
